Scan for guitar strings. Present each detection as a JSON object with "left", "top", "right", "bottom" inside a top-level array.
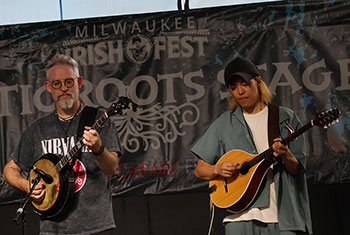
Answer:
[{"left": 55, "top": 110, "right": 109, "bottom": 172}]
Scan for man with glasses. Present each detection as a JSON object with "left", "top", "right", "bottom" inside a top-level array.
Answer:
[{"left": 3, "top": 54, "right": 121, "bottom": 235}]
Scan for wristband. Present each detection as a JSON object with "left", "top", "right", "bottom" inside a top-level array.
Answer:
[{"left": 93, "top": 145, "right": 105, "bottom": 155}]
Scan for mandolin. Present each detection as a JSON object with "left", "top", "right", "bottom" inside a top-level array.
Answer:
[{"left": 209, "top": 108, "right": 340, "bottom": 213}]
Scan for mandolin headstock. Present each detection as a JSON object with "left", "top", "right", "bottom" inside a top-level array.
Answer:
[
  {"left": 106, "top": 97, "right": 132, "bottom": 116},
  {"left": 312, "top": 108, "right": 340, "bottom": 128}
]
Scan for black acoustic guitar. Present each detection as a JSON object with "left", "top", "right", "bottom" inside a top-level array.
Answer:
[
  {"left": 209, "top": 108, "right": 340, "bottom": 213},
  {"left": 28, "top": 97, "right": 131, "bottom": 219}
]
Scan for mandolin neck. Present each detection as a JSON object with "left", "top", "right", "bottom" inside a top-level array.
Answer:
[
  {"left": 55, "top": 112, "right": 110, "bottom": 172},
  {"left": 246, "top": 120, "right": 313, "bottom": 169}
]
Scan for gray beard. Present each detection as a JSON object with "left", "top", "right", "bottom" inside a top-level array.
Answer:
[{"left": 57, "top": 98, "right": 74, "bottom": 110}]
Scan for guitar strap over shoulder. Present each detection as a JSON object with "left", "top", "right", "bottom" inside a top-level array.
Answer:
[
  {"left": 267, "top": 103, "right": 280, "bottom": 146},
  {"left": 77, "top": 106, "right": 98, "bottom": 139},
  {"left": 74, "top": 106, "right": 98, "bottom": 162}
]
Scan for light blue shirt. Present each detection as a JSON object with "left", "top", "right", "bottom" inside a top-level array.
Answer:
[{"left": 191, "top": 104, "right": 312, "bottom": 233}]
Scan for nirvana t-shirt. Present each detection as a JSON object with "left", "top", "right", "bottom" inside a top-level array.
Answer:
[{"left": 11, "top": 108, "right": 121, "bottom": 235}]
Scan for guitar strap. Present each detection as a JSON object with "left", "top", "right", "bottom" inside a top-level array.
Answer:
[
  {"left": 72, "top": 106, "right": 98, "bottom": 163},
  {"left": 267, "top": 103, "right": 280, "bottom": 146},
  {"left": 77, "top": 106, "right": 98, "bottom": 139}
]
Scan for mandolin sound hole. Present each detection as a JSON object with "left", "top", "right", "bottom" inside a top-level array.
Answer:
[{"left": 239, "top": 162, "right": 250, "bottom": 175}]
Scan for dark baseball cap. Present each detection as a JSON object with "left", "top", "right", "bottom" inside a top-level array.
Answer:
[{"left": 224, "top": 58, "right": 260, "bottom": 86}]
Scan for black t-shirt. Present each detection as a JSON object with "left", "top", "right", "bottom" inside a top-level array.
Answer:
[{"left": 11, "top": 108, "right": 121, "bottom": 235}]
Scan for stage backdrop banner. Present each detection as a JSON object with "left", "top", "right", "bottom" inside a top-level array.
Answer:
[{"left": 1, "top": 0, "right": 350, "bottom": 204}]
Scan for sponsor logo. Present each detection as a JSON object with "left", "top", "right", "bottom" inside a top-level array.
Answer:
[{"left": 72, "top": 159, "right": 87, "bottom": 192}]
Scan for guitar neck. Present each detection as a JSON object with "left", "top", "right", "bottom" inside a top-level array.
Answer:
[
  {"left": 55, "top": 112, "right": 110, "bottom": 172},
  {"left": 281, "top": 121, "right": 313, "bottom": 146},
  {"left": 247, "top": 120, "right": 313, "bottom": 168}
]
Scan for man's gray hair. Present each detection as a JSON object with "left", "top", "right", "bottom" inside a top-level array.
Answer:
[{"left": 46, "top": 54, "right": 80, "bottom": 79}]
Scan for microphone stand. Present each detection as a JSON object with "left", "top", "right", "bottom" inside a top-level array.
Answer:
[{"left": 13, "top": 174, "right": 42, "bottom": 235}]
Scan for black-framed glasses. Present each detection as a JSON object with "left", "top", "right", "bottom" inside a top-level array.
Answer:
[{"left": 50, "top": 78, "right": 76, "bottom": 89}]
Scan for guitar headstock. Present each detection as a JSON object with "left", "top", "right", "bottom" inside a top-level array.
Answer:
[
  {"left": 107, "top": 97, "right": 132, "bottom": 116},
  {"left": 312, "top": 108, "right": 340, "bottom": 128}
]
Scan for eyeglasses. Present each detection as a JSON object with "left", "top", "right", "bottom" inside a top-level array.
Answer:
[{"left": 50, "top": 78, "right": 76, "bottom": 90}]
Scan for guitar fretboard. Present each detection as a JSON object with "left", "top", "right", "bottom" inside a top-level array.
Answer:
[
  {"left": 247, "top": 120, "right": 313, "bottom": 169},
  {"left": 54, "top": 112, "right": 109, "bottom": 173}
]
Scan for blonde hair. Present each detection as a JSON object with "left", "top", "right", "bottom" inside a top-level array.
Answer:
[{"left": 227, "top": 76, "right": 273, "bottom": 110}]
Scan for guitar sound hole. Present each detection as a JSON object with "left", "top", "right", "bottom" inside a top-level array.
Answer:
[{"left": 240, "top": 162, "right": 249, "bottom": 175}]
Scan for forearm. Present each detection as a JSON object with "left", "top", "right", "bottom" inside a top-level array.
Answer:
[
  {"left": 3, "top": 160, "right": 30, "bottom": 193},
  {"left": 94, "top": 148, "right": 118, "bottom": 176},
  {"left": 195, "top": 159, "right": 219, "bottom": 181},
  {"left": 281, "top": 152, "right": 300, "bottom": 176},
  {"left": 273, "top": 138, "right": 300, "bottom": 176}
]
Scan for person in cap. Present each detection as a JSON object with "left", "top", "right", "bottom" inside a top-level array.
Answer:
[{"left": 191, "top": 58, "right": 312, "bottom": 234}]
